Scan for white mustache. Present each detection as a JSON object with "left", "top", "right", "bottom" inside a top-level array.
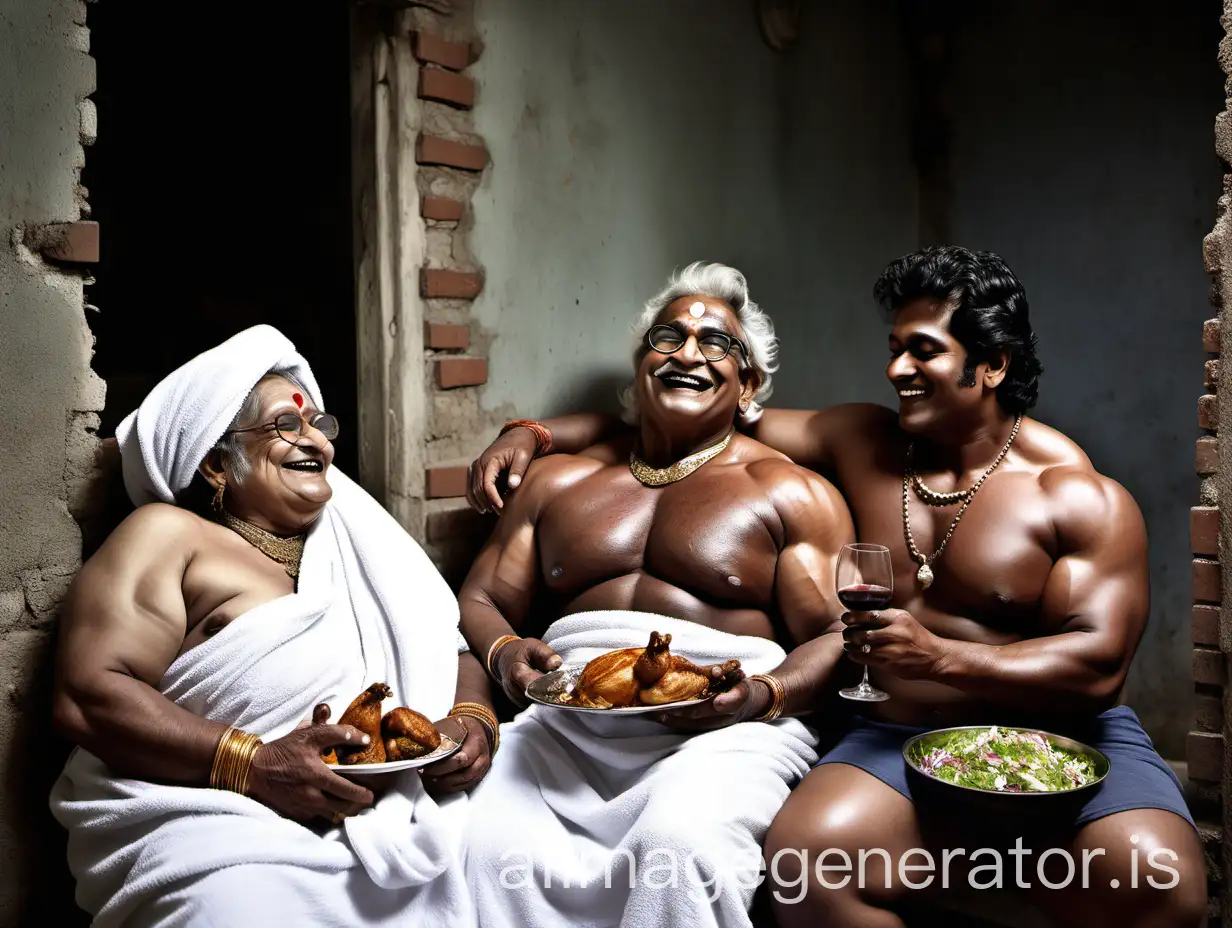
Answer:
[{"left": 653, "top": 361, "right": 711, "bottom": 382}]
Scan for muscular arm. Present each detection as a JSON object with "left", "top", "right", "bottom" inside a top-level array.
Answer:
[
  {"left": 52, "top": 505, "right": 230, "bottom": 784},
  {"left": 459, "top": 456, "right": 601, "bottom": 665},
  {"left": 931, "top": 471, "right": 1149, "bottom": 713},
  {"left": 759, "top": 468, "right": 857, "bottom": 715}
]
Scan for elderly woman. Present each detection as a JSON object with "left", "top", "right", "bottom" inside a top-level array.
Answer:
[{"left": 50, "top": 326, "right": 494, "bottom": 927}]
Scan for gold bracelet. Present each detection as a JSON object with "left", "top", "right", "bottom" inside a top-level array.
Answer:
[
  {"left": 485, "top": 634, "right": 520, "bottom": 681},
  {"left": 210, "top": 727, "right": 263, "bottom": 794},
  {"left": 449, "top": 702, "right": 500, "bottom": 755},
  {"left": 749, "top": 674, "right": 786, "bottom": 722}
]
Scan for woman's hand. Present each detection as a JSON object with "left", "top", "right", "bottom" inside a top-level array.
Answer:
[
  {"left": 419, "top": 716, "right": 492, "bottom": 795},
  {"left": 247, "top": 724, "right": 376, "bottom": 823}
]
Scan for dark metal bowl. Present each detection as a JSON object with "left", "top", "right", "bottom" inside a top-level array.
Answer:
[{"left": 902, "top": 725, "right": 1110, "bottom": 801}]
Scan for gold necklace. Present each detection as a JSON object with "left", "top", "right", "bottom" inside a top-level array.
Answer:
[
  {"left": 902, "top": 415, "right": 1022, "bottom": 588},
  {"left": 629, "top": 429, "right": 734, "bottom": 487},
  {"left": 215, "top": 507, "right": 305, "bottom": 578}
]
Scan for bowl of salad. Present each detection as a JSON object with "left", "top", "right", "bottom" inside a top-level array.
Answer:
[{"left": 903, "top": 725, "right": 1110, "bottom": 802}]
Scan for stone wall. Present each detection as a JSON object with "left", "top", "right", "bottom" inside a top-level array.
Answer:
[
  {"left": 0, "top": 1, "right": 101, "bottom": 923},
  {"left": 1193, "top": 5, "right": 1232, "bottom": 922}
]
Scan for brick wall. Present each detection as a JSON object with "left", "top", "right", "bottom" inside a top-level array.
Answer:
[{"left": 1193, "top": 8, "right": 1232, "bottom": 923}]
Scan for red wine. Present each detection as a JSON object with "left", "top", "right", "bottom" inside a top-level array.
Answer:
[{"left": 838, "top": 584, "right": 892, "bottom": 610}]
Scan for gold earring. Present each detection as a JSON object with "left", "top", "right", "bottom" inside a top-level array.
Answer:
[{"left": 212, "top": 481, "right": 226, "bottom": 513}]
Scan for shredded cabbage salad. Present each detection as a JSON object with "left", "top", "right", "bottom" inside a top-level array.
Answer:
[{"left": 910, "top": 726, "right": 1098, "bottom": 793}]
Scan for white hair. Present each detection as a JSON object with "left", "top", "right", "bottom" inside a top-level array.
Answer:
[
  {"left": 213, "top": 369, "right": 310, "bottom": 485},
  {"left": 619, "top": 261, "right": 778, "bottom": 425}
]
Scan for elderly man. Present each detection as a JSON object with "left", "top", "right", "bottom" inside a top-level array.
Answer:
[
  {"left": 50, "top": 325, "right": 495, "bottom": 927},
  {"left": 459, "top": 262, "right": 853, "bottom": 928},
  {"left": 467, "top": 246, "right": 1205, "bottom": 927}
]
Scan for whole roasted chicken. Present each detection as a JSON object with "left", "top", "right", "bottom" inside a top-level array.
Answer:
[
  {"left": 568, "top": 631, "right": 744, "bottom": 709},
  {"left": 319, "top": 682, "right": 443, "bottom": 765}
]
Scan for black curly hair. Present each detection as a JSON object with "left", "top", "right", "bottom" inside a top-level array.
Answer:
[{"left": 873, "top": 245, "right": 1042, "bottom": 413}]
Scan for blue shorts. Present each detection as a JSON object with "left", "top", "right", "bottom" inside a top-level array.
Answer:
[{"left": 816, "top": 706, "right": 1195, "bottom": 830}]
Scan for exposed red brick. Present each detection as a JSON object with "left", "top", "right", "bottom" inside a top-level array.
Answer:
[
  {"left": 1187, "top": 731, "right": 1224, "bottom": 782},
  {"left": 1193, "top": 647, "right": 1226, "bottom": 686},
  {"left": 1197, "top": 437, "right": 1219, "bottom": 475},
  {"left": 422, "top": 196, "right": 465, "bottom": 222},
  {"left": 412, "top": 31, "right": 474, "bottom": 71},
  {"left": 1194, "top": 604, "right": 1221, "bottom": 647},
  {"left": 26, "top": 220, "right": 99, "bottom": 263},
  {"left": 1206, "top": 359, "right": 1220, "bottom": 392},
  {"left": 426, "top": 465, "right": 469, "bottom": 499},
  {"left": 1194, "top": 558, "right": 1222, "bottom": 603},
  {"left": 435, "top": 357, "right": 488, "bottom": 389},
  {"left": 1204, "top": 317, "right": 1221, "bottom": 354},
  {"left": 1199, "top": 394, "right": 1218, "bottom": 431},
  {"left": 424, "top": 322, "right": 470, "bottom": 350},
  {"left": 418, "top": 67, "right": 476, "bottom": 108},
  {"left": 1192, "top": 507, "right": 1220, "bottom": 556},
  {"left": 416, "top": 134, "right": 488, "bottom": 172},
  {"left": 421, "top": 268, "right": 482, "bottom": 300}
]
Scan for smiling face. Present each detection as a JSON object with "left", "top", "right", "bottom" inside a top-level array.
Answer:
[
  {"left": 634, "top": 296, "right": 759, "bottom": 434},
  {"left": 887, "top": 298, "right": 1008, "bottom": 435},
  {"left": 201, "top": 375, "right": 335, "bottom": 534}
]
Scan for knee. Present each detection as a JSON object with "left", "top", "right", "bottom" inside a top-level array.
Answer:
[{"left": 1082, "top": 835, "right": 1208, "bottom": 928}]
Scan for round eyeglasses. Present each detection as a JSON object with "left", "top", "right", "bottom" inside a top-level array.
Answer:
[
  {"left": 224, "top": 411, "right": 340, "bottom": 445},
  {"left": 645, "top": 324, "right": 748, "bottom": 364}
]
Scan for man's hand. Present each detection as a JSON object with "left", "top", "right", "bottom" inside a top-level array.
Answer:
[
  {"left": 652, "top": 677, "right": 770, "bottom": 733},
  {"left": 247, "top": 724, "right": 377, "bottom": 823},
  {"left": 493, "top": 637, "right": 562, "bottom": 706},
  {"left": 420, "top": 716, "right": 492, "bottom": 795},
  {"left": 467, "top": 428, "right": 539, "bottom": 514},
  {"left": 841, "top": 608, "right": 947, "bottom": 681}
]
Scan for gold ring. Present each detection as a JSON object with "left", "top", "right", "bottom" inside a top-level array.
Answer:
[{"left": 331, "top": 811, "right": 347, "bottom": 824}]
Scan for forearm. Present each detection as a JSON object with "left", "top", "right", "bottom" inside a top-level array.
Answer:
[
  {"left": 535, "top": 413, "right": 624, "bottom": 454},
  {"left": 53, "top": 670, "right": 228, "bottom": 785},
  {"left": 459, "top": 592, "right": 522, "bottom": 670},
  {"left": 453, "top": 651, "right": 495, "bottom": 711},
  {"left": 762, "top": 633, "right": 846, "bottom": 717},
  {"left": 933, "top": 632, "right": 1124, "bottom": 713}
]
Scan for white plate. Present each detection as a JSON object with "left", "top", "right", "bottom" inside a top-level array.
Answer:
[
  {"left": 525, "top": 666, "right": 714, "bottom": 715},
  {"left": 331, "top": 734, "right": 461, "bottom": 775}
]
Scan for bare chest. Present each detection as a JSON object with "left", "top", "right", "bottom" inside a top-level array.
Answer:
[
  {"left": 178, "top": 536, "right": 294, "bottom": 655},
  {"left": 536, "top": 466, "right": 782, "bottom": 609},
  {"left": 841, "top": 465, "right": 1056, "bottom": 634}
]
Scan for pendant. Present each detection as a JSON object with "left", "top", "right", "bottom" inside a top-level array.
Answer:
[{"left": 917, "top": 563, "right": 934, "bottom": 588}]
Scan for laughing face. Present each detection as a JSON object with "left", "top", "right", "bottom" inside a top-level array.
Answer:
[
  {"left": 887, "top": 298, "right": 1007, "bottom": 434},
  {"left": 208, "top": 375, "right": 335, "bottom": 534},
  {"left": 634, "top": 296, "right": 759, "bottom": 432}
]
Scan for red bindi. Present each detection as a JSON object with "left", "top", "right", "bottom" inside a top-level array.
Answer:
[{"left": 292, "top": 393, "right": 303, "bottom": 408}]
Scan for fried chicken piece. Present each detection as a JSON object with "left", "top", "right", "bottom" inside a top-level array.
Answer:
[
  {"left": 569, "top": 631, "right": 744, "bottom": 708},
  {"left": 336, "top": 682, "right": 391, "bottom": 764},
  {"left": 381, "top": 707, "right": 442, "bottom": 761}
]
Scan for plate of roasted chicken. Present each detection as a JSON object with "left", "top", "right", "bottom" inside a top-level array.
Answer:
[
  {"left": 318, "top": 682, "right": 461, "bottom": 774},
  {"left": 526, "top": 631, "right": 745, "bottom": 714}
]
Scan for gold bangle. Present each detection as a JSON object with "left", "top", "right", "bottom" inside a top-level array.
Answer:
[
  {"left": 449, "top": 702, "right": 500, "bottom": 755},
  {"left": 210, "top": 727, "right": 263, "bottom": 794},
  {"left": 749, "top": 674, "right": 786, "bottom": 722},
  {"left": 485, "top": 634, "right": 520, "bottom": 681}
]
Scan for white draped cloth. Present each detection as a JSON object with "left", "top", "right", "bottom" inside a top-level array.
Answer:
[
  {"left": 464, "top": 612, "right": 820, "bottom": 928},
  {"left": 49, "top": 325, "right": 473, "bottom": 928}
]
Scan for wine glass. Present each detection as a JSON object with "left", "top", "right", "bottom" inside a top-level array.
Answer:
[{"left": 837, "top": 543, "right": 893, "bottom": 703}]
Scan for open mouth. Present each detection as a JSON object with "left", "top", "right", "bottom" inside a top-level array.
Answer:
[
  {"left": 282, "top": 459, "right": 324, "bottom": 473},
  {"left": 897, "top": 387, "right": 927, "bottom": 400},
  {"left": 656, "top": 371, "right": 712, "bottom": 392}
]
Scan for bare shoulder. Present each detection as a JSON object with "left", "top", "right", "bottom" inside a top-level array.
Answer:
[
  {"left": 515, "top": 452, "right": 609, "bottom": 509},
  {"left": 1037, "top": 461, "right": 1145, "bottom": 555},
  {"left": 87, "top": 502, "right": 203, "bottom": 565},
  {"left": 818, "top": 402, "right": 899, "bottom": 436},
  {"left": 744, "top": 454, "right": 853, "bottom": 531}
]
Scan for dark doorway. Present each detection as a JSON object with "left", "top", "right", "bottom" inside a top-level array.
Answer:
[{"left": 87, "top": 4, "right": 357, "bottom": 476}]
